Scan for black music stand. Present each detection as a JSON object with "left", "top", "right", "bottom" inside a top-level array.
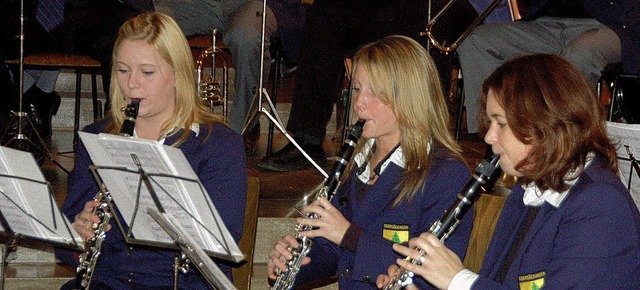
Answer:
[
  {"left": 147, "top": 208, "right": 236, "bottom": 290},
  {"left": 0, "top": 145, "right": 83, "bottom": 289},
  {"left": 79, "top": 132, "right": 243, "bottom": 288}
]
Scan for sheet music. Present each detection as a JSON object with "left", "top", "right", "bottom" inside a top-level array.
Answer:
[
  {"left": 78, "top": 132, "right": 242, "bottom": 261},
  {"left": 0, "top": 146, "right": 83, "bottom": 247},
  {"left": 606, "top": 122, "right": 640, "bottom": 210}
]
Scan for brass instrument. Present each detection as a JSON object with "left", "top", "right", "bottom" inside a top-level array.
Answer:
[
  {"left": 196, "top": 29, "right": 229, "bottom": 118},
  {"left": 271, "top": 120, "right": 365, "bottom": 290},
  {"left": 384, "top": 155, "right": 501, "bottom": 290},
  {"left": 422, "top": 0, "right": 521, "bottom": 54}
]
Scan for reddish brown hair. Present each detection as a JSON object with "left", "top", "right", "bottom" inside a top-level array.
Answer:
[{"left": 480, "top": 54, "right": 617, "bottom": 191}]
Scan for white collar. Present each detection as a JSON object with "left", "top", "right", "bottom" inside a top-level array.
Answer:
[
  {"left": 134, "top": 123, "right": 200, "bottom": 144},
  {"left": 522, "top": 152, "right": 595, "bottom": 207},
  {"left": 354, "top": 139, "right": 405, "bottom": 183}
]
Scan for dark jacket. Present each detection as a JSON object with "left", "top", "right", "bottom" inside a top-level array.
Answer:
[
  {"left": 56, "top": 119, "right": 246, "bottom": 289},
  {"left": 475, "top": 155, "right": 640, "bottom": 289},
  {"left": 294, "top": 148, "right": 473, "bottom": 289}
]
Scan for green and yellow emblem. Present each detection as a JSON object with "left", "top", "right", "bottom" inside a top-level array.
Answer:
[
  {"left": 382, "top": 223, "right": 409, "bottom": 243},
  {"left": 519, "top": 271, "right": 545, "bottom": 290}
]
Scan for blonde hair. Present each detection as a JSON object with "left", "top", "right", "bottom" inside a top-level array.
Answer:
[
  {"left": 107, "top": 12, "right": 224, "bottom": 145},
  {"left": 349, "top": 35, "right": 464, "bottom": 205}
]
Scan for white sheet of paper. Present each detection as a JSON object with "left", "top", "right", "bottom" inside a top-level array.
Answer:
[
  {"left": 606, "top": 122, "right": 640, "bottom": 211},
  {"left": 78, "top": 132, "right": 242, "bottom": 261},
  {"left": 0, "top": 145, "right": 82, "bottom": 248}
]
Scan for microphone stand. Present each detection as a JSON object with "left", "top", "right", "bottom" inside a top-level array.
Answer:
[
  {"left": 1, "top": 0, "right": 69, "bottom": 174},
  {"left": 241, "top": 0, "right": 328, "bottom": 178}
]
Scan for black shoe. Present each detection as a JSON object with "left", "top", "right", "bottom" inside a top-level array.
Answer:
[
  {"left": 23, "top": 88, "right": 61, "bottom": 140},
  {"left": 257, "top": 140, "right": 326, "bottom": 172},
  {"left": 244, "top": 122, "right": 260, "bottom": 156}
]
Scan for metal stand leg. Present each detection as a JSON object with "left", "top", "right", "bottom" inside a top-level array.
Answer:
[
  {"left": 266, "top": 45, "right": 281, "bottom": 156},
  {"left": 1, "top": 242, "right": 6, "bottom": 290}
]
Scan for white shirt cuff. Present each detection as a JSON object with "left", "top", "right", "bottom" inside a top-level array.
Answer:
[{"left": 448, "top": 269, "right": 479, "bottom": 290}]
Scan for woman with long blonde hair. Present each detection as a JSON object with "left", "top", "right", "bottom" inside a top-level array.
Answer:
[
  {"left": 58, "top": 12, "right": 247, "bottom": 289},
  {"left": 267, "top": 35, "right": 472, "bottom": 289}
]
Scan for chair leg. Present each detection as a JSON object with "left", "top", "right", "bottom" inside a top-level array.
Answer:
[
  {"left": 340, "top": 58, "right": 355, "bottom": 144},
  {"left": 266, "top": 47, "right": 280, "bottom": 156},
  {"left": 73, "top": 69, "right": 82, "bottom": 149},
  {"left": 340, "top": 87, "right": 352, "bottom": 144},
  {"left": 91, "top": 71, "right": 100, "bottom": 120},
  {"left": 454, "top": 72, "right": 465, "bottom": 141}
]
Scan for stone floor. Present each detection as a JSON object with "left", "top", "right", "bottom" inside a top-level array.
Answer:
[{"left": 1, "top": 68, "right": 487, "bottom": 289}]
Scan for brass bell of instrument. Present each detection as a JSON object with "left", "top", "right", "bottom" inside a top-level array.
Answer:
[{"left": 195, "top": 28, "right": 229, "bottom": 118}]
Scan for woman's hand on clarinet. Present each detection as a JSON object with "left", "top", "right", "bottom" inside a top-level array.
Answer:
[
  {"left": 298, "top": 197, "right": 350, "bottom": 245},
  {"left": 391, "top": 232, "right": 464, "bottom": 289},
  {"left": 376, "top": 265, "right": 419, "bottom": 290},
  {"left": 71, "top": 200, "right": 110, "bottom": 241},
  {"left": 267, "top": 234, "right": 311, "bottom": 281}
]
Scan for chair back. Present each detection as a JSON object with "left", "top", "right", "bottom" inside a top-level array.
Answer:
[
  {"left": 232, "top": 176, "right": 260, "bottom": 290},
  {"left": 462, "top": 193, "right": 506, "bottom": 272}
]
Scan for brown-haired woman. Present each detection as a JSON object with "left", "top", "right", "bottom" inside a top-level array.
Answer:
[{"left": 378, "top": 53, "right": 640, "bottom": 289}]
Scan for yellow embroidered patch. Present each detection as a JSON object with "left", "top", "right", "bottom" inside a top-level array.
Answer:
[
  {"left": 382, "top": 224, "right": 409, "bottom": 243},
  {"left": 519, "top": 271, "right": 545, "bottom": 290}
]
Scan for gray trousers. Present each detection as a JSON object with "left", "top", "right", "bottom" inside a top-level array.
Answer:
[
  {"left": 458, "top": 16, "right": 621, "bottom": 133},
  {"left": 23, "top": 70, "right": 59, "bottom": 93},
  {"left": 156, "top": 0, "right": 277, "bottom": 133}
]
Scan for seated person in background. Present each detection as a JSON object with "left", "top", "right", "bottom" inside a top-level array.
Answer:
[
  {"left": 0, "top": 0, "right": 154, "bottom": 139},
  {"left": 267, "top": 0, "right": 306, "bottom": 73},
  {"left": 377, "top": 54, "right": 640, "bottom": 290},
  {"left": 457, "top": 0, "right": 640, "bottom": 134},
  {"left": 267, "top": 35, "right": 473, "bottom": 289},
  {"left": 56, "top": 12, "right": 247, "bottom": 289},
  {"left": 258, "top": 0, "right": 479, "bottom": 171},
  {"left": 154, "top": 0, "right": 277, "bottom": 145}
]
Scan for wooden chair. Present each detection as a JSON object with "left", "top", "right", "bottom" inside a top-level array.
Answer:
[
  {"left": 462, "top": 193, "right": 507, "bottom": 272},
  {"left": 232, "top": 176, "right": 261, "bottom": 290},
  {"left": 6, "top": 53, "right": 102, "bottom": 148}
]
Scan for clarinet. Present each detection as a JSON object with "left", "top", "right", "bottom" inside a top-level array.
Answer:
[
  {"left": 73, "top": 184, "right": 113, "bottom": 290},
  {"left": 120, "top": 99, "right": 140, "bottom": 137},
  {"left": 384, "top": 154, "right": 501, "bottom": 290},
  {"left": 271, "top": 120, "right": 365, "bottom": 290},
  {"left": 73, "top": 100, "right": 141, "bottom": 289}
]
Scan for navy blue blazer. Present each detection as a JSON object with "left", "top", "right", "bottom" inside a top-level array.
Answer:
[
  {"left": 475, "top": 155, "right": 640, "bottom": 289},
  {"left": 57, "top": 119, "right": 247, "bottom": 289},
  {"left": 522, "top": 0, "right": 640, "bottom": 74},
  {"left": 293, "top": 148, "right": 473, "bottom": 289}
]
